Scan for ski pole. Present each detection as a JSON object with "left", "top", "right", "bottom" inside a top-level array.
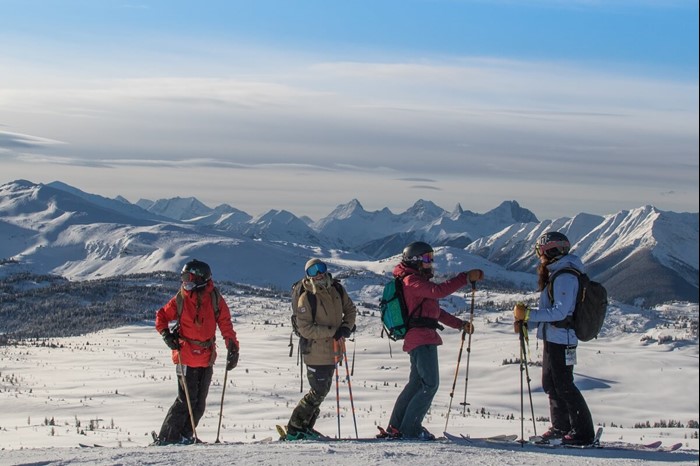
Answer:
[
  {"left": 461, "top": 280, "right": 477, "bottom": 415},
  {"left": 444, "top": 327, "right": 467, "bottom": 433},
  {"left": 341, "top": 339, "right": 359, "bottom": 438},
  {"left": 518, "top": 323, "right": 525, "bottom": 446},
  {"left": 298, "top": 343, "right": 304, "bottom": 393},
  {"left": 333, "top": 339, "right": 341, "bottom": 438},
  {"left": 350, "top": 336, "right": 356, "bottom": 377},
  {"left": 215, "top": 366, "right": 228, "bottom": 443},
  {"left": 177, "top": 350, "right": 198, "bottom": 442},
  {"left": 519, "top": 322, "right": 537, "bottom": 437}
]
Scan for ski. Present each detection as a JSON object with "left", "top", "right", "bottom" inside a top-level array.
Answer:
[
  {"left": 78, "top": 443, "right": 103, "bottom": 448},
  {"left": 663, "top": 442, "right": 683, "bottom": 452},
  {"left": 277, "top": 425, "right": 446, "bottom": 443},
  {"left": 444, "top": 431, "right": 518, "bottom": 445},
  {"left": 446, "top": 429, "right": 681, "bottom": 453},
  {"left": 149, "top": 430, "right": 206, "bottom": 446},
  {"left": 538, "top": 426, "right": 604, "bottom": 449}
]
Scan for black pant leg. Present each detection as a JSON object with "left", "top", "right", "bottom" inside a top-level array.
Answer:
[{"left": 543, "top": 341, "right": 594, "bottom": 439}]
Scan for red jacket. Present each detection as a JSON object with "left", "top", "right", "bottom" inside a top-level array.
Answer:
[
  {"left": 155, "top": 281, "right": 238, "bottom": 368},
  {"left": 393, "top": 262, "right": 468, "bottom": 353}
]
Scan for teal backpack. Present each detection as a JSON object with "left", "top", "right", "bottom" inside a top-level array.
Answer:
[
  {"left": 380, "top": 278, "right": 410, "bottom": 341},
  {"left": 380, "top": 277, "right": 442, "bottom": 341}
]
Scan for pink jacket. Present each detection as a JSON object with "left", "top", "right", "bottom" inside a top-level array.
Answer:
[{"left": 393, "top": 262, "right": 468, "bottom": 353}]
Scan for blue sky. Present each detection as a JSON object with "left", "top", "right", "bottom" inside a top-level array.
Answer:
[{"left": 1, "top": 0, "right": 698, "bottom": 220}]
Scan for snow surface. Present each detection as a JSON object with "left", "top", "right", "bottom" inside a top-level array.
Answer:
[{"left": 1, "top": 289, "right": 697, "bottom": 465}]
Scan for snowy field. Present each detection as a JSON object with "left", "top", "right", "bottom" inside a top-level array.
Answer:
[{"left": 1, "top": 291, "right": 698, "bottom": 466}]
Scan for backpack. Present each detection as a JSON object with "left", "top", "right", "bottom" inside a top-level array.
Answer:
[
  {"left": 379, "top": 277, "right": 442, "bottom": 341},
  {"left": 175, "top": 287, "right": 222, "bottom": 320},
  {"left": 549, "top": 268, "right": 608, "bottom": 342},
  {"left": 290, "top": 278, "right": 344, "bottom": 348},
  {"left": 380, "top": 277, "right": 410, "bottom": 341}
]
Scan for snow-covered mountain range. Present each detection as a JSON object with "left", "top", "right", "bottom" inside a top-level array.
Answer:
[{"left": 0, "top": 179, "right": 697, "bottom": 306}]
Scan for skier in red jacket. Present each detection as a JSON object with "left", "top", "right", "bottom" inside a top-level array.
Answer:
[{"left": 153, "top": 259, "right": 239, "bottom": 445}]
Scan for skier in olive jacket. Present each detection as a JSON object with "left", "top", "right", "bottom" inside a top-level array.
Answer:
[{"left": 284, "top": 258, "right": 357, "bottom": 440}]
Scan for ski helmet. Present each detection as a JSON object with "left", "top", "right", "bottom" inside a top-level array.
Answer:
[
  {"left": 181, "top": 259, "right": 212, "bottom": 291},
  {"left": 535, "top": 232, "right": 571, "bottom": 261},
  {"left": 402, "top": 241, "right": 434, "bottom": 266}
]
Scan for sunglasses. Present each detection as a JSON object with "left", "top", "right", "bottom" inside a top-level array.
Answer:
[{"left": 306, "top": 262, "right": 328, "bottom": 277}]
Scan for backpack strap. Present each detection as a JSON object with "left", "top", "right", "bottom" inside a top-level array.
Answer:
[
  {"left": 548, "top": 267, "right": 580, "bottom": 329},
  {"left": 400, "top": 275, "right": 443, "bottom": 331},
  {"left": 175, "top": 287, "right": 221, "bottom": 321},
  {"left": 306, "top": 290, "right": 317, "bottom": 325},
  {"left": 309, "top": 279, "right": 344, "bottom": 325},
  {"left": 211, "top": 286, "right": 221, "bottom": 320}
]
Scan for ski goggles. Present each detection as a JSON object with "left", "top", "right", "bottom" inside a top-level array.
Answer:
[
  {"left": 306, "top": 262, "right": 328, "bottom": 277},
  {"left": 535, "top": 244, "right": 544, "bottom": 257},
  {"left": 419, "top": 252, "right": 434, "bottom": 263},
  {"left": 181, "top": 272, "right": 206, "bottom": 290},
  {"left": 535, "top": 241, "right": 567, "bottom": 258}
]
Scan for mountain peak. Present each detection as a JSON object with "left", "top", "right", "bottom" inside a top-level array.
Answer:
[
  {"left": 327, "top": 199, "right": 366, "bottom": 219},
  {"left": 405, "top": 199, "right": 446, "bottom": 220}
]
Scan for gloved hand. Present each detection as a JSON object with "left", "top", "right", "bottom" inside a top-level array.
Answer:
[
  {"left": 226, "top": 340, "right": 239, "bottom": 371},
  {"left": 462, "top": 321, "right": 474, "bottom": 335},
  {"left": 333, "top": 326, "right": 353, "bottom": 341},
  {"left": 465, "top": 269, "right": 484, "bottom": 282},
  {"left": 513, "top": 320, "right": 528, "bottom": 334},
  {"left": 513, "top": 302, "right": 529, "bottom": 321},
  {"left": 162, "top": 330, "right": 180, "bottom": 350}
]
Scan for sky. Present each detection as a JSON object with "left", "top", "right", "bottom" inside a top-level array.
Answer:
[
  {"left": 0, "top": 287, "right": 697, "bottom": 465},
  {"left": 0, "top": 0, "right": 698, "bottom": 221}
]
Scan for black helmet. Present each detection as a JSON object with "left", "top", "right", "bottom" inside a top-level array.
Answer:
[
  {"left": 181, "top": 259, "right": 212, "bottom": 291},
  {"left": 535, "top": 232, "right": 571, "bottom": 261},
  {"left": 402, "top": 241, "right": 434, "bottom": 266}
]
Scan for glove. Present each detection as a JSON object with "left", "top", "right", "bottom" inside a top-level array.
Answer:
[
  {"left": 466, "top": 269, "right": 484, "bottom": 282},
  {"left": 513, "top": 302, "right": 529, "bottom": 321},
  {"left": 513, "top": 320, "right": 527, "bottom": 334},
  {"left": 462, "top": 321, "right": 474, "bottom": 335},
  {"left": 226, "top": 340, "right": 239, "bottom": 371},
  {"left": 162, "top": 330, "right": 180, "bottom": 350},
  {"left": 333, "top": 326, "right": 352, "bottom": 341}
]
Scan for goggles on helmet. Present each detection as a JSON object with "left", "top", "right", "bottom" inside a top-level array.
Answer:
[
  {"left": 306, "top": 262, "right": 328, "bottom": 277},
  {"left": 419, "top": 252, "right": 434, "bottom": 263},
  {"left": 535, "top": 241, "right": 568, "bottom": 258},
  {"left": 181, "top": 271, "right": 206, "bottom": 290}
]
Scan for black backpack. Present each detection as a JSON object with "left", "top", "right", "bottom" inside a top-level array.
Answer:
[{"left": 549, "top": 268, "right": 608, "bottom": 342}]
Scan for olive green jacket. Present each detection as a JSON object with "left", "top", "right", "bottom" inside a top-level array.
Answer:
[{"left": 295, "top": 276, "right": 357, "bottom": 365}]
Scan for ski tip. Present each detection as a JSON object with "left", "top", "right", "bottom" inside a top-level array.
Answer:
[{"left": 668, "top": 442, "right": 683, "bottom": 451}]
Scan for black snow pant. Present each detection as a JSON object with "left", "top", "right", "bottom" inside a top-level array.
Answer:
[
  {"left": 287, "top": 365, "right": 335, "bottom": 433},
  {"left": 158, "top": 365, "right": 213, "bottom": 442},
  {"left": 541, "top": 340, "right": 594, "bottom": 441}
]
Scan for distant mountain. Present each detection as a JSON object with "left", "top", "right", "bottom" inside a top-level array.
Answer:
[
  {"left": 310, "top": 198, "right": 539, "bottom": 255},
  {"left": 46, "top": 181, "right": 166, "bottom": 222},
  {"left": 1, "top": 179, "right": 697, "bottom": 306},
  {"left": 466, "top": 206, "right": 699, "bottom": 306}
]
